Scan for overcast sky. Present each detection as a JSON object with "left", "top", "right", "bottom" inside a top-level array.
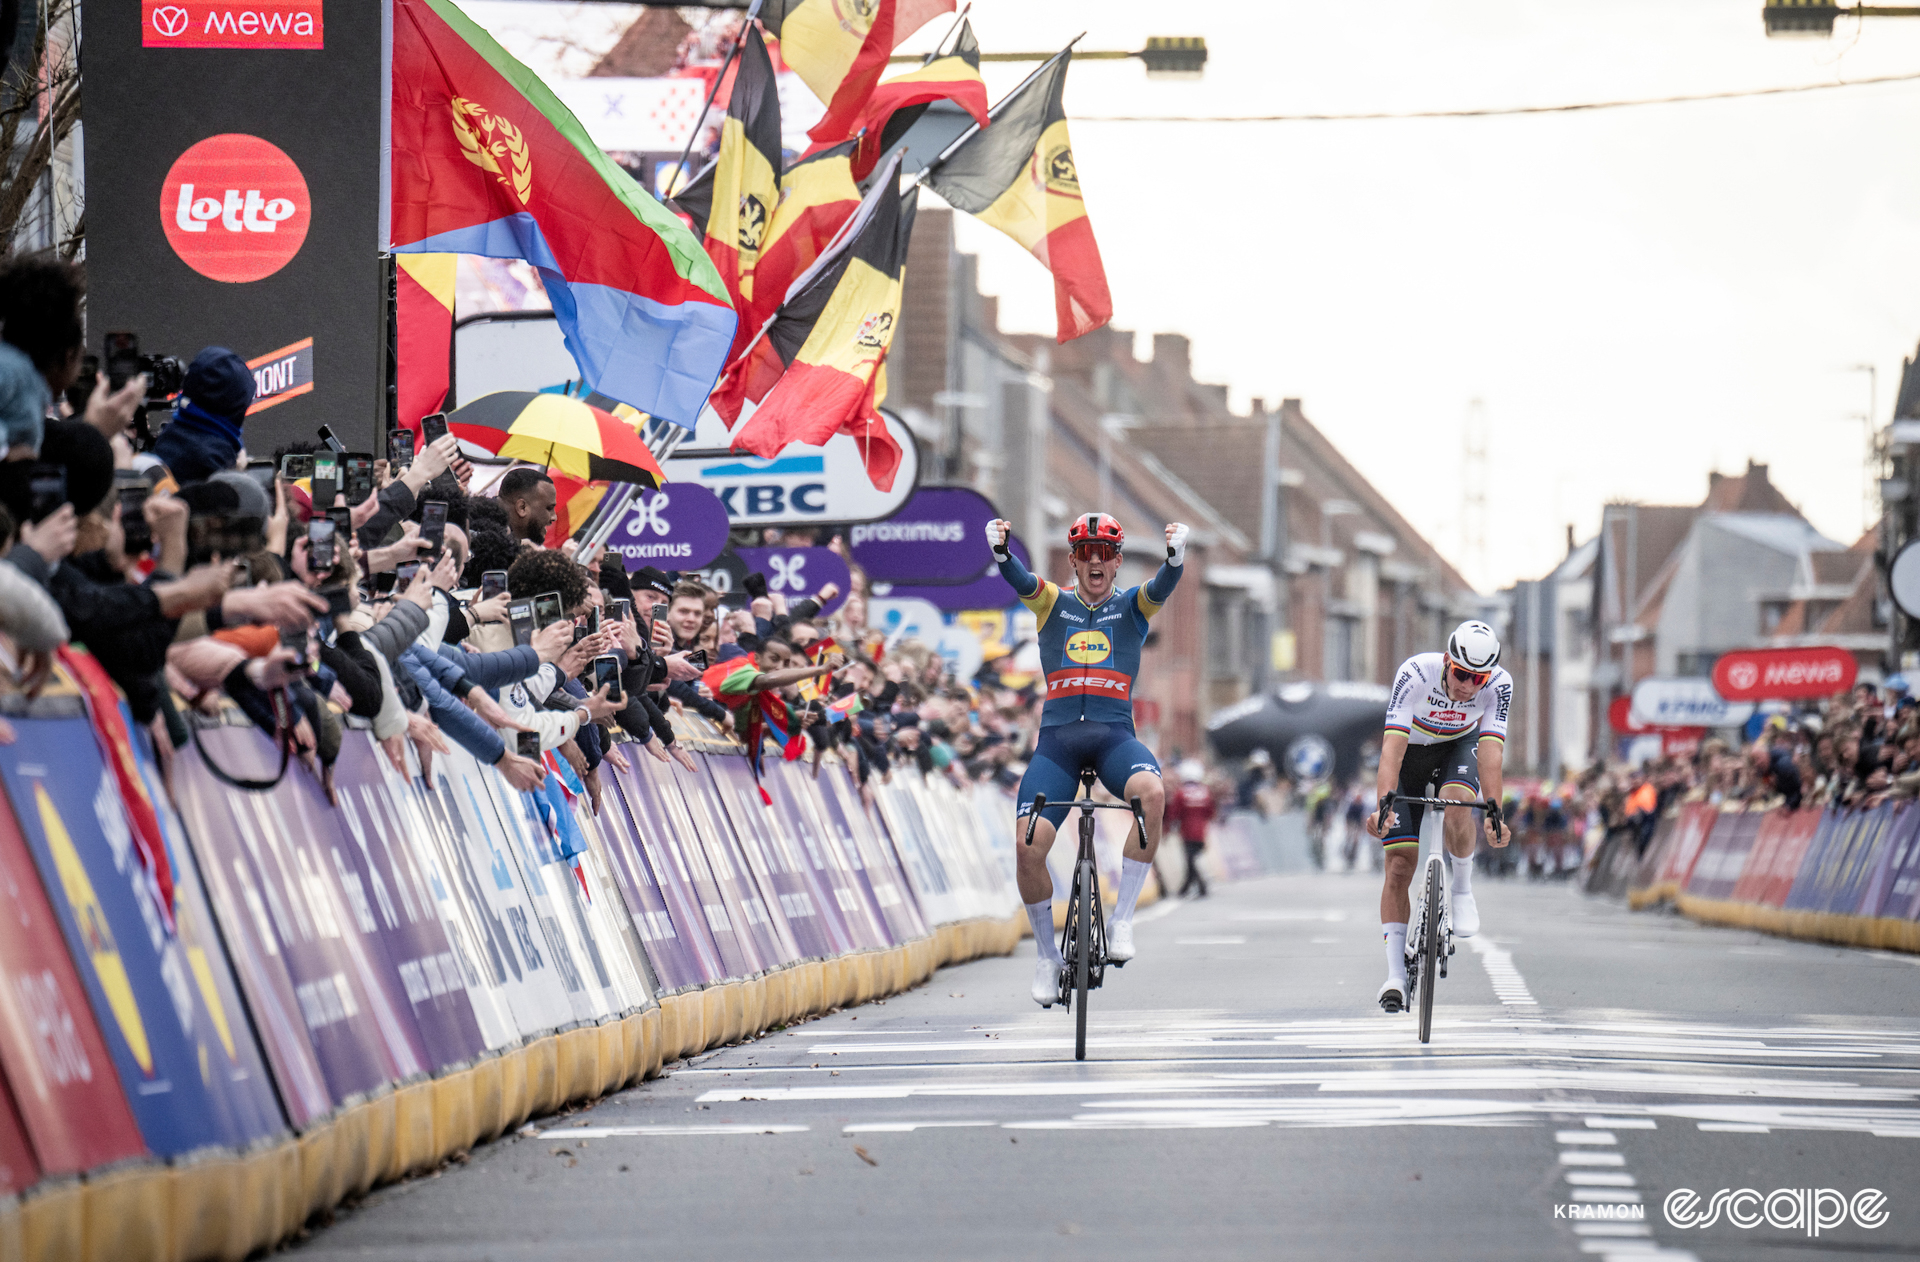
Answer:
[{"left": 471, "top": 0, "right": 1920, "bottom": 592}]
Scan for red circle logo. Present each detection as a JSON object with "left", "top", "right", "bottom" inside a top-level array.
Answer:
[{"left": 160, "top": 134, "right": 310, "bottom": 283}]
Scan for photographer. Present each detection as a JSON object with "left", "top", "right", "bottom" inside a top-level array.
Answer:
[{"left": 145, "top": 349, "right": 254, "bottom": 485}]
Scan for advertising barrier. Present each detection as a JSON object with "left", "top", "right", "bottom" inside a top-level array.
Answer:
[
  {"left": 0, "top": 652, "right": 1026, "bottom": 1262},
  {"left": 1601, "top": 796, "right": 1920, "bottom": 954}
]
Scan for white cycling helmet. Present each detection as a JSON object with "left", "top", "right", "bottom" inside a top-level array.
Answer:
[{"left": 1446, "top": 620, "right": 1501, "bottom": 673}]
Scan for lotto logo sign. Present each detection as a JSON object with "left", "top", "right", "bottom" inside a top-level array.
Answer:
[
  {"left": 143, "top": 1, "right": 324, "bottom": 49},
  {"left": 160, "top": 134, "right": 310, "bottom": 283}
]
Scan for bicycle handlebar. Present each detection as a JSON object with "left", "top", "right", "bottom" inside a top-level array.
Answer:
[
  {"left": 1374, "top": 792, "right": 1505, "bottom": 837},
  {"left": 1022, "top": 790, "right": 1153, "bottom": 846}
]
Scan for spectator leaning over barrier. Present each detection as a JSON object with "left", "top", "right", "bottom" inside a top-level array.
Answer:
[
  {"left": 659, "top": 580, "right": 731, "bottom": 730},
  {"left": 497, "top": 467, "right": 556, "bottom": 545},
  {"left": 500, "top": 547, "right": 620, "bottom": 761}
]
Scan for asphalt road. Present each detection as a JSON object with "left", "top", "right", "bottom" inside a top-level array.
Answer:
[{"left": 291, "top": 869, "right": 1920, "bottom": 1262}]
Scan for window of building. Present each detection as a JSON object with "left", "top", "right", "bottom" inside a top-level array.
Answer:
[
  {"left": 1325, "top": 615, "right": 1356, "bottom": 681},
  {"left": 1759, "top": 601, "right": 1791, "bottom": 634}
]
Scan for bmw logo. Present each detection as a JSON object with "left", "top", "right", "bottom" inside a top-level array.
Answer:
[{"left": 1286, "top": 734, "right": 1334, "bottom": 783}]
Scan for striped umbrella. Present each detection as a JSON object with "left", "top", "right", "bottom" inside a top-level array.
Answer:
[{"left": 446, "top": 391, "right": 667, "bottom": 488}]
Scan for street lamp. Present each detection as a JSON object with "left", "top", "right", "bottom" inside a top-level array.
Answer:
[
  {"left": 890, "top": 36, "right": 1209, "bottom": 79},
  {"left": 1763, "top": 0, "right": 1920, "bottom": 37}
]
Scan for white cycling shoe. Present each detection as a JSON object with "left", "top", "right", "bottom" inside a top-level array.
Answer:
[
  {"left": 1032, "top": 956, "right": 1062, "bottom": 1007},
  {"left": 1452, "top": 890, "right": 1481, "bottom": 938},
  {"left": 1377, "top": 977, "right": 1407, "bottom": 1014},
  {"left": 1106, "top": 919, "right": 1136, "bottom": 963}
]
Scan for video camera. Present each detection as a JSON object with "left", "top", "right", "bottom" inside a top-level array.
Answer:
[{"left": 67, "top": 333, "right": 188, "bottom": 449}]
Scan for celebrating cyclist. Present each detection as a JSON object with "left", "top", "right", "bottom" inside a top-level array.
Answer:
[
  {"left": 988, "top": 512, "right": 1188, "bottom": 1006},
  {"left": 1364, "top": 620, "right": 1514, "bottom": 1014}
]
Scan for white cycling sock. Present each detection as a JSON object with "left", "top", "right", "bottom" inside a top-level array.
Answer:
[
  {"left": 1383, "top": 923, "right": 1408, "bottom": 983},
  {"left": 1027, "top": 900, "right": 1061, "bottom": 964},
  {"left": 1112, "top": 858, "right": 1152, "bottom": 924},
  {"left": 1452, "top": 855, "right": 1473, "bottom": 896}
]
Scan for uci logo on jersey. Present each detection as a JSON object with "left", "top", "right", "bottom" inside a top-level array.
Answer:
[{"left": 1065, "top": 630, "right": 1113, "bottom": 664}]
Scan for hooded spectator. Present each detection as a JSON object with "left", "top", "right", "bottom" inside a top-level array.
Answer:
[{"left": 149, "top": 348, "right": 256, "bottom": 483}]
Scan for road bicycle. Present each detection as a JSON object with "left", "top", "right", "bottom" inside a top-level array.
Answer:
[
  {"left": 1024, "top": 767, "right": 1152, "bottom": 1061},
  {"left": 1374, "top": 793, "right": 1504, "bottom": 1044}
]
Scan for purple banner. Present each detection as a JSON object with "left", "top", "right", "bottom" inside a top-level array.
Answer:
[
  {"left": 625, "top": 752, "right": 760, "bottom": 979},
  {"left": 765, "top": 760, "right": 894, "bottom": 951},
  {"left": 735, "top": 547, "right": 852, "bottom": 619},
  {"left": 603, "top": 483, "right": 731, "bottom": 570},
  {"left": 706, "top": 758, "right": 849, "bottom": 961},
  {"left": 598, "top": 760, "right": 721, "bottom": 992},
  {"left": 171, "top": 727, "right": 426, "bottom": 1121},
  {"left": 814, "top": 763, "right": 928, "bottom": 943},
  {"left": 326, "top": 739, "right": 490, "bottom": 1071},
  {"left": 849, "top": 487, "right": 1017, "bottom": 585}
]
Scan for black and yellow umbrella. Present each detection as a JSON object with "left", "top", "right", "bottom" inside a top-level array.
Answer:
[{"left": 446, "top": 391, "right": 667, "bottom": 488}]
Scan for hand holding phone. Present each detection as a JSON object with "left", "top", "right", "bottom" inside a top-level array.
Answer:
[
  {"left": 421, "top": 412, "right": 450, "bottom": 444},
  {"left": 306, "top": 517, "right": 336, "bottom": 571},
  {"left": 592, "top": 654, "right": 623, "bottom": 703},
  {"left": 480, "top": 569, "right": 509, "bottom": 602}
]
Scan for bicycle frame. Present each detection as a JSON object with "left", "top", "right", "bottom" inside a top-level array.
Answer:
[
  {"left": 1022, "top": 768, "right": 1151, "bottom": 1060},
  {"left": 1375, "top": 792, "right": 1500, "bottom": 1043}
]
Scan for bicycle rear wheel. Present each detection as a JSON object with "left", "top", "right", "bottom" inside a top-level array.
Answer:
[
  {"left": 1074, "top": 859, "right": 1093, "bottom": 1060},
  {"left": 1417, "top": 856, "right": 1442, "bottom": 1043}
]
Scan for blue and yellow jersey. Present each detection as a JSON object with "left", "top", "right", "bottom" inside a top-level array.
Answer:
[{"left": 997, "top": 552, "right": 1181, "bottom": 728}]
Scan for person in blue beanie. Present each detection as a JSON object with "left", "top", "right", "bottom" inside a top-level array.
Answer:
[{"left": 146, "top": 347, "right": 255, "bottom": 484}]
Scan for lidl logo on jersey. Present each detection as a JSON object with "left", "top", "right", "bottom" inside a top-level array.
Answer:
[{"left": 1065, "top": 630, "right": 1112, "bottom": 664}]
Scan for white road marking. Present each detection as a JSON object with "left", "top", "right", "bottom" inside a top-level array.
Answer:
[
  {"left": 843, "top": 1121, "right": 997, "bottom": 1134},
  {"left": 1557, "top": 1130, "right": 1616, "bottom": 1144},
  {"left": 1588, "top": 1117, "right": 1657, "bottom": 1129},
  {"left": 1560, "top": 1151, "right": 1628, "bottom": 1166},
  {"left": 1468, "top": 936, "right": 1538, "bottom": 1006},
  {"left": 1695, "top": 1122, "right": 1769, "bottom": 1133},
  {"left": 1572, "top": 1190, "right": 1643, "bottom": 1203},
  {"left": 1565, "top": 1172, "right": 1637, "bottom": 1186},
  {"left": 1132, "top": 899, "right": 1184, "bottom": 925}
]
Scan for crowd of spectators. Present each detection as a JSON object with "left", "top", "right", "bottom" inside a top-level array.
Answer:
[{"left": 0, "top": 254, "right": 1063, "bottom": 819}]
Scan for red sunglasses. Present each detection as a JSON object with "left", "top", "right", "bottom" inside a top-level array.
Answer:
[
  {"left": 1449, "top": 664, "right": 1492, "bottom": 687},
  {"left": 1071, "top": 542, "right": 1120, "bottom": 562}
]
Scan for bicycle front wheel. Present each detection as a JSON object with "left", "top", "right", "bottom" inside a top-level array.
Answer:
[
  {"left": 1418, "top": 856, "right": 1442, "bottom": 1043},
  {"left": 1074, "top": 859, "right": 1093, "bottom": 1061}
]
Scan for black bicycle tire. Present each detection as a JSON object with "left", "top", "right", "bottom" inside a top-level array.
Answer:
[
  {"left": 1418, "top": 857, "right": 1441, "bottom": 1043},
  {"left": 1074, "top": 859, "right": 1092, "bottom": 1061}
]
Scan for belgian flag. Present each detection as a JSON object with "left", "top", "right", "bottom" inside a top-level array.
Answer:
[
  {"left": 727, "top": 152, "right": 915, "bottom": 492},
  {"left": 923, "top": 49, "right": 1111, "bottom": 342},
  {"left": 690, "top": 25, "right": 783, "bottom": 340},
  {"left": 709, "top": 140, "right": 864, "bottom": 423},
  {"left": 806, "top": 18, "right": 989, "bottom": 180},
  {"left": 760, "top": 0, "right": 953, "bottom": 146}
]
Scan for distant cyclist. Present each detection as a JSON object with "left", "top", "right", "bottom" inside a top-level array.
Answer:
[
  {"left": 988, "top": 512, "right": 1188, "bottom": 1006},
  {"left": 1364, "top": 620, "right": 1514, "bottom": 1014}
]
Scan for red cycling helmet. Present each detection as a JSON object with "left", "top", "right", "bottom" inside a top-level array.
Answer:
[{"left": 1067, "top": 512, "right": 1124, "bottom": 559}]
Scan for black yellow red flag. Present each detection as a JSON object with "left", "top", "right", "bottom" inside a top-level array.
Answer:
[
  {"left": 922, "top": 49, "right": 1111, "bottom": 342},
  {"left": 760, "top": 0, "right": 953, "bottom": 146},
  {"left": 710, "top": 139, "right": 864, "bottom": 423},
  {"left": 726, "top": 152, "right": 914, "bottom": 491},
  {"left": 806, "top": 18, "right": 989, "bottom": 181},
  {"left": 700, "top": 24, "right": 783, "bottom": 336}
]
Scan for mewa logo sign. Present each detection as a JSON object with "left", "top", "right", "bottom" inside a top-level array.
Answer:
[
  {"left": 143, "top": 1, "right": 324, "bottom": 49},
  {"left": 1712, "top": 646, "right": 1857, "bottom": 702}
]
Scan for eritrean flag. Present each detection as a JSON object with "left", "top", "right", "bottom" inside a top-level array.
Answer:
[
  {"left": 806, "top": 18, "right": 989, "bottom": 181},
  {"left": 708, "top": 140, "right": 863, "bottom": 422},
  {"left": 922, "top": 49, "right": 1112, "bottom": 342},
  {"left": 394, "top": 253, "right": 455, "bottom": 431},
  {"left": 385, "top": 0, "right": 737, "bottom": 429},
  {"left": 760, "top": 0, "right": 953, "bottom": 146},
  {"left": 725, "top": 153, "right": 914, "bottom": 492}
]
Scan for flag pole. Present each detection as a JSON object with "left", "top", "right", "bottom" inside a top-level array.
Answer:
[{"left": 664, "top": 0, "right": 766, "bottom": 200}]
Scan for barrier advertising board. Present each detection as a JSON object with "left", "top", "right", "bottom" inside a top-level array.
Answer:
[
  {"left": 1, "top": 720, "right": 287, "bottom": 1153},
  {"left": 1629, "top": 677, "right": 1754, "bottom": 729},
  {"left": 1712, "top": 646, "right": 1857, "bottom": 702}
]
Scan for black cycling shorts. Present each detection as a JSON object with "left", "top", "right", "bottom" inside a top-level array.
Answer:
[{"left": 1383, "top": 733, "right": 1480, "bottom": 848}]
